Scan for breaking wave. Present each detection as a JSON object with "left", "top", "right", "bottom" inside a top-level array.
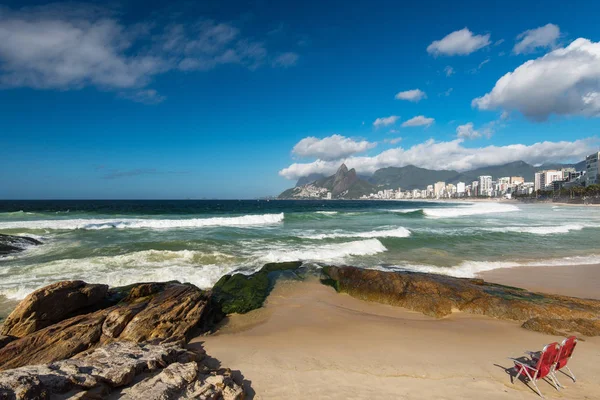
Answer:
[
  {"left": 483, "top": 224, "right": 586, "bottom": 235},
  {"left": 300, "top": 227, "right": 411, "bottom": 240},
  {"left": 259, "top": 239, "right": 387, "bottom": 263},
  {"left": 423, "top": 202, "right": 520, "bottom": 218},
  {"left": 0, "top": 213, "right": 285, "bottom": 231},
  {"left": 381, "top": 254, "right": 600, "bottom": 278}
]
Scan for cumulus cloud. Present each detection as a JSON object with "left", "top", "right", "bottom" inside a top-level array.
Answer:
[
  {"left": 456, "top": 122, "right": 492, "bottom": 139},
  {"left": 0, "top": 3, "right": 298, "bottom": 101},
  {"left": 473, "top": 38, "right": 600, "bottom": 121},
  {"left": 401, "top": 115, "right": 434, "bottom": 127},
  {"left": 513, "top": 23, "right": 560, "bottom": 54},
  {"left": 373, "top": 115, "right": 399, "bottom": 127},
  {"left": 279, "top": 138, "right": 596, "bottom": 180},
  {"left": 427, "top": 28, "right": 491, "bottom": 56},
  {"left": 395, "top": 89, "right": 426, "bottom": 102},
  {"left": 444, "top": 66, "right": 455, "bottom": 76},
  {"left": 292, "top": 134, "right": 376, "bottom": 161}
]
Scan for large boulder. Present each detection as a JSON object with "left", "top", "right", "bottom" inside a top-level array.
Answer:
[
  {"left": 0, "top": 282, "right": 211, "bottom": 370},
  {"left": 322, "top": 266, "right": 600, "bottom": 336},
  {"left": 0, "top": 234, "right": 41, "bottom": 256},
  {"left": 212, "top": 261, "right": 303, "bottom": 314},
  {"left": 1, "top": 280, "right": 108, "bottom": 338},
  {"left": 0, "top": 341, "right": 245, "bottom": 400}
]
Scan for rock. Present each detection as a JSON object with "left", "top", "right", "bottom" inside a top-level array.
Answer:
[
  {"left": 322, "top": 266, "right": 600, "bottom": 336},
  {"left": 212, "top": 261, "right": 303, "bottom": 314},
  {"left": 0, "top": 341, "right": 245, "bottom": 399},
  {"left": 1, "top": 280, "right": 109, "bottom": 338},
  {"left": 0, "top": 282, "right": 210, "bottom": 370},
  {"left": 0, "top": 233, "right": 41, "bottom": 256},
  {"left": 0, "top": 336, "right": 15, "bottom": 349}
]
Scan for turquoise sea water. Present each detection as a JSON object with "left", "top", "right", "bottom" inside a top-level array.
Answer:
[{"left": 1, "top": 200, "right": 599, "bottom": 303}]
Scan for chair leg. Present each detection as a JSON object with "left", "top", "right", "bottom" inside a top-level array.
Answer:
[
  {"left": 548, "top": 374, "right": 560, "bottom": 391},
  {"left": 513, "top": 366, "right": 522, "bottom": 383},
  {"left": 531, "top": 379, "right": 545, "bottom": 399},
  {"left": 565, "top": 366, "right": 576, "bottom": 382},
  {"left": 552, "top": 372, "right": 563, "bottom": 388}
]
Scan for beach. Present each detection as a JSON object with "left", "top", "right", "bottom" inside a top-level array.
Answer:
[{"left": 195, "top": 265, "right": 600, "bottom": 399}]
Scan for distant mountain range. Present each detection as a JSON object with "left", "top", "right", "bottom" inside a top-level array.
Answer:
[{"left": 279, "top": 159, "right": 586, "bottom": 199}]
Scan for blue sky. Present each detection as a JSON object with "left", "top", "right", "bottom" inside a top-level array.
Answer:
[{"left": 1, "top": 0, "right": 599, "bottom": 199}]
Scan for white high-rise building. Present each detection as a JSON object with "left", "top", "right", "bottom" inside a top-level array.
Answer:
[
  {"left": 456, "top": 182, "right": 466, "bottom": 194},
  {"left": 479, "top": 176, "right": 492, "bottom": 197},
  {"left": 434, "top": 181, "right": 446, "bottom": 198},
  {"left": 471, "top": 181, "right": 479, "bottom": 196},
  {"left": 535, "top": 170, "right": 563, "bottom": 191},
  {"left": 587, "top": 152, "right": 600, "bottom": 186}
]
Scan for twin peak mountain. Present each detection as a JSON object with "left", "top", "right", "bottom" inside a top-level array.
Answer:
[{"left": 278, "top": 160, "right": 586, "bottom": 199}]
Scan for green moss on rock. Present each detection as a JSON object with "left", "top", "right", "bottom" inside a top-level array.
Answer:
[{"left": 212, "top": 261, "right": 303, "bottom": 314}]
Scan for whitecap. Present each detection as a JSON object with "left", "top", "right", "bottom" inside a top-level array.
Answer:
[
  {"left": 300, "top": 227, "right": 411, "bottom": 240},
  {"left": 423, "top": 202, "right": 520, "bottom": 218},
  {"left": 0, "top": 213, "right": 285, "bottom": 231},
  {"left": 259, "top": 239, "right": 387, "bottom": 263}
]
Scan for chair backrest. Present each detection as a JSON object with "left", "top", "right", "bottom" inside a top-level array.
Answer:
[
  {"left": 534, "top": 342, "right": 560, "bottom": 379},
  {"left": 556, "top": 336, "right": 577, "bottom": 370}
]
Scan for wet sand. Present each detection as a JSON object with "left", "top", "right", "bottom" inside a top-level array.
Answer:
[
  {"left": 480, "top": 264, "right": 600, "bottom": 300},
  {"left": 193, "top": 273, "right": 600, "bottom": 399}
]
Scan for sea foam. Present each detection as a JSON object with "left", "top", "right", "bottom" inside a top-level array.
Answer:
[
  {"left": 0, "top": 213, "right": 285, "bottom": 230},
  {"left": 300, "top": 227, "right": 411, "bottom": 240},
  {"left": 382, "top": 254, "right": 600, "bottom": 278},
  {"left": 423, "top": 202, "right": 520, "bottom": 218},
  {"left": 259, "top": 238, "right": 387, "bottom": 263}
]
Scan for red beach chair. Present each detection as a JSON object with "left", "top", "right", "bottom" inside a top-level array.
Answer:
[
  {"left": 552, "top": 336, "right": 578, "bottom": 386},
  {"left": 510, "top": 342, "right": 560, "bottom": 398}
]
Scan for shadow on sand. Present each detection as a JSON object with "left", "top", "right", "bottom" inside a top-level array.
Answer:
[{"left": 188, "top": 341, "right": 256, "bottom": 399}]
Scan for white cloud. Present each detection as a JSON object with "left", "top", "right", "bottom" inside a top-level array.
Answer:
[
  {"left": 0, "top": 4, "right": 298, "bottom": 100},
  {"left": 401, "top": 115, "right": 434, "bottom": 128},
  {"left": 272, "top": 52, "right": 299, "bottom": 68},
  {"left": 385, "top": 137, "right": 403, "bottom": 145},
  {"left": 373, "top": 115, "right": 399, "bottom": 127},
  {"left": 456, "top": 122, "right": 492, "bottom": 139},
  {"left": 292, "top": 134, "right": 376, "bottom": 161},
  {"left": 440, "top": 88, "right": 453, "bottom": 97},
  {"left": 444, "top": 66, "right": 454, "bottom": 76},
  {"left": 473, "top": 38, "right": 600, "bottom": 121},
  {"left": 513, "top": 23, "right": 560, "bottom": 54},
  {"left": 427, "top": 28, "right": 491, "bottom": 56},
  {"left": 279, "top": 138, "right": 596, "bottom": 180},
  {"left": 395, "top": 89, "right": 426, "bottom": 102}
]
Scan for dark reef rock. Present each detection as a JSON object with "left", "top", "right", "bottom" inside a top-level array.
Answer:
[
  {"left": 212, "top": 261, "right": 303, "bottom": 315},
  {"left": 0, "top": 234, "right": 42, "bottom": 256},
  {"left": 0, "top": 341, "right": 245, "bottom": 400},
  {"left": 321, "top": 266, "right": 600, "bottom": 336},
  {"left": 0, "top": 282, "right": 211, "bottom": 370}
]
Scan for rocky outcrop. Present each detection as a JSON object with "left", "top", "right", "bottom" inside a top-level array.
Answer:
[
  {"left": 0, "top": 341, "right": 244, "bottom": 400},
  {"left": 212, "top": 261, "right": 303, "bottom": 314},
  {"left": 0, "top": 282, "right": 211, "bottom": 370},
  {"left": 0, "top": 234, "right": 41, "bottom": 256},
  {"left": 1, "top": 280, "right": 108, "bottom": 338},
  {"left": 322, "top": 266, "right": 600, "bottom": 336}
]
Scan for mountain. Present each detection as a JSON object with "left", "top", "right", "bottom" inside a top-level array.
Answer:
[
  {"left": 295, "top": 173, "right": 325, "bottom": 187},
  {"left": 450, "top": 161, "right": 536, "bottom": 184},
  {"left": 280, "top": 159, "right": 587, "bottom": 199},
  {"left": 279, "top": 164, "right": 375, "bottom": 199},
  {"left": 368, "top": 165, "right": 459, "bottom": 190}
]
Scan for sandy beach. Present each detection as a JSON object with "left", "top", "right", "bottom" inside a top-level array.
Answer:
[{"left": 193, "top": 267, "right": 600, "bottom": 399}]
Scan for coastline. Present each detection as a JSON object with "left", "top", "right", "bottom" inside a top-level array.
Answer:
[{"left": 195, "top": 270, "right": 600, "bottom": 399}]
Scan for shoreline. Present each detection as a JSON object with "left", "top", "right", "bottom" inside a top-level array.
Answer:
[{"left": 195, "top": 268, "right": 600, "bottom": 399}]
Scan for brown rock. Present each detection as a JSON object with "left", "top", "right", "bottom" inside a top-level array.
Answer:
[
  {"left": 0, "top": 341, "right": 244, "bottom": 399},
  {"left": 322, "top": 266, "right": 600, "bottom": 336},
  {"left": 0, "top": 281, "right": 108, "bottom": 338},
  {"left": 0, "top": 335, "right": 15, "bottom": 349},
  {"left": 0, "top": 282, "right": 210, "bottom": 370}
]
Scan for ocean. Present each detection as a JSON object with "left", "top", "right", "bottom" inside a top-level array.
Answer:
[{"left": 1, "top": 199, "right": 599, "bottom": 308}]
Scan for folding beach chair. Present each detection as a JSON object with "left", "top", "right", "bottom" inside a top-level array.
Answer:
[
  {"left": 552, "top": 336, "right": 578, "bottom": 387},
  {"left": 510, "top": 342, "right": 560, "bottom": 398}
]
